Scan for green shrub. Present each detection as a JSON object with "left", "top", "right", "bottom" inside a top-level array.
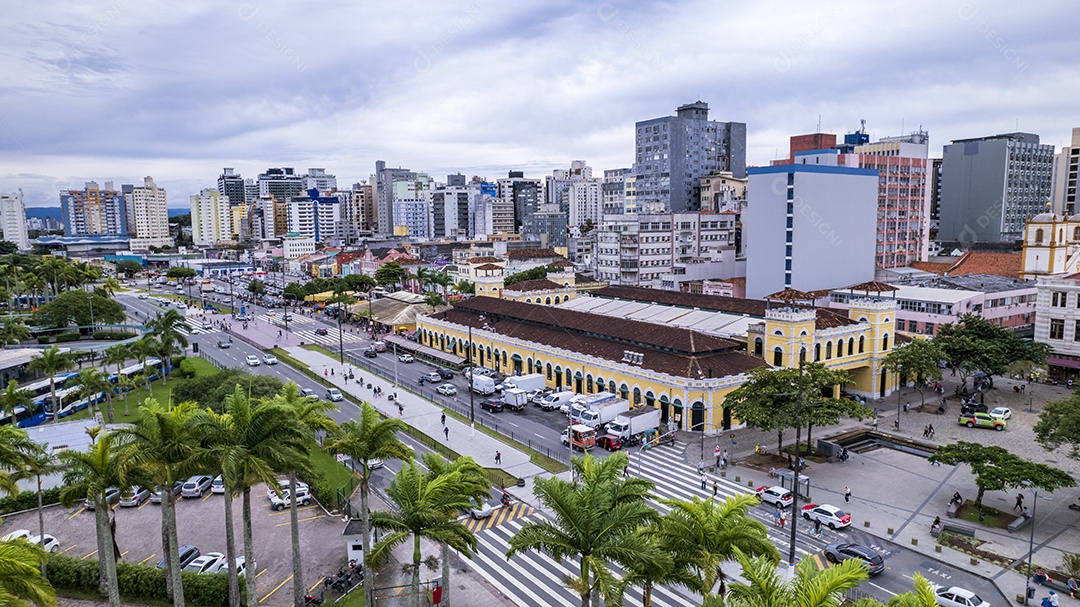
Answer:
[
  {"left": 46, "top": 554, "right": 99, "bottom": 595},
  {"left": 178, "top": 358, "right": 199, "bottom": 379},
  {"left": 37, "top": 336, "right": 51, "bottom": 344},
  {"left": 0, "top": 487, "right": 63, "bottom": 515},
  {"left": 93, "top": 331, "right": 137, "bottom": 341},
  {"left": 48, "top": 554, "right": 237, "bottom": 607},
  {"left": 55, "top": 333, "right": 81, "bottom": 343}
]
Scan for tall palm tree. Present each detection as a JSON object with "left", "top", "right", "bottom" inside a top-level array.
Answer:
[
  {"left": 99, "top": 276, "right": 122, "bottom": 297},
  {"left": 413, "top": 267, "right": 431, "bottom": 294},
  {"left": 116, "top": 373, "right": 138, "bottom": 417},
  {"left": 16, "top": 443, "right": 60, "bottom": 576},
  {"left": 102, "top": 345, "right": 130, "bottom": 422},
  {"left": 424, "top": 292, "right": 445, "bottom": 312},
  {"left": 22, "top": 274, "right": 45, "bottom": 313},
  {"left": 268, "top": 382, "right": 338, "bottom": 607},
  {"left": 710, "top": 547, "right": 869, "bottom": 607},
  {"left": 147, "top": 311, "right": 187, "bottom": 384},
  {"left": 507, "top": 452, "right": 658, "bottom": 607},
  {"left": 613, "top": 533, "right": 698, "bottom": 607},
  {"left": 0, "top": 425, "right": 35, "bottom": 497},
  {"left": 0, "top": 319, "right": 32, "bottom": 345},
  {"left": 58, "top": 429, "right": 130, "bottom": 607},
  {"left": 419, "top": 453, "right": 489, "bottom": 607},
  {"left": 0, "top": 538, "right": 57, "bottom": 607},
  {"left": 369, "top": 462, "right": 478, "bottom": 607},
  {"left": 653, "top": 494, "right": 778, "bottom": 597},
  {"left": 72, "top": 369, "right": 110, "bottom": 421},
  {"left": 431, "top": 271, "right": 453, "bottom": 295},
  {"left": 116, "top": 399, "right": 199, "bottom": 607},
  {"left": 324, "top": 402, "right": 411, "bottom": 607},
  {"left": 452, "top": 280, "right": 474, "bottom": 296},
  {"left": 28, "top": 346, "right": 75, "bottom": 422},
  {"left": 1, "top": 380, "right": 32, "bottom": 427},
  {"left": 129, "top": 337, "right": 157, "bottom": 392}
]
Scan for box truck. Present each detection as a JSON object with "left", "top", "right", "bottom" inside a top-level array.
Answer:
[
  {"left": 502, "top": 373, "right": 545, "bottom": 393},
  {"left": 577, "top": 398, "right": 631, "bottom": 430},
  {"left": 560, "top": 424, "right": 596, "bottom": 451},
  {"left": 606, "top": 406, "right": 662, "bottom": 443},
  {"left": 502, "top": 388, "right": 528, "bottom": 411}
]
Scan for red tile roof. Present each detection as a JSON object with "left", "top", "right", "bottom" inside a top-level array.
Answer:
[
  {"left": 909, "top": 261, "right": 951, "bottom": 274},
  {"left": 506, "top": 248, "right": 566, "bottom": 260},
  {"left": 946, "top": 252, "right": 1021, "bottom": 278},
  {"left": 548, "top": 260, "right": 574, "bottom": 267},
  {"left": 472, "top": 263, "right": 503, "bottom": 271},
  {"left": 466, "top": 256, "right": 504, "bottom": 264}
]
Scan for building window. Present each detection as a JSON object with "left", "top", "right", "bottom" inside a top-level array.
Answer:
[
  {"left": 1074, "top": 320, "right": 1080, "bottom": 341},
  {"left": 546, "top": 363, "right": 552, "bottom": 379},
  {"left": 1035, "top": 228, "right": 1044, "bottom": 243},
  {"left": 1050, "top": 318, "right": 1065, "bottom": 340},
  {"left": 825, "top": 342, "right": 832, "bottom": 359},
  {"left": 1052, "top": 291, "right": 1068, "bottom": 307},
  {"left": 859, "top": 335, "right": 865, "bottom": 353},
  {"left": 773, "top": 347, "right": 783, "bottom": 366},
  {"left": 897, "top": 319, "right": 906, "bottom": 332},
  {"left": 848, "top": 337, "right": 855, "bottom": 354},
  {"left": 814, "top": 343, "right": 821, "bottom": 361},
  {"left": 753, "top": 337, "right": 763, "bottom": 357},
  {"left": 925, "top": 323, "right": 934, "bottom": 335},
  {"left": 837, "top": 340, "right": 844, "bottom": 357},
  {"left": 882, "top": 334, "right": 889, "bottom": 350}
]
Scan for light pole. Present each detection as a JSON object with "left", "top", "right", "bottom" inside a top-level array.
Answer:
[
  {"left": 392, "top": 342, "right": 398, "bottom": 389},
  {"left": 468, "top": 322, "right": 475, "bottom": 425},
  {"left": 787, "top": 358, "right": 806, "bottom": 569},
  {"left": 1023, "top": 484, "right": 1039, "bottom": 605},
  {"left": 336, "top": 301, "right": 345, "bottom": 365},
  {"left": 282, "top": 293, "right": 294, "bottom": 339}
]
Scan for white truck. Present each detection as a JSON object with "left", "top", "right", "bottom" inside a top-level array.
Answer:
[
  {"left": 471, "top": 375, "right": 496, "bottom": 396},
  {"left": 502, "top": 373, "right": 545, "bottom": 393},
  {"left": 577, "top": 398, "right": 631, "bottom": 431},
  {"left": 502, "top": 388, "right": 528, "bottom": 411},
  {"left": 606, "top": 406, "right": 662, "bottom": 444},
  {"left": 569, "top": 393, "right": 617, "bottom": 424}
]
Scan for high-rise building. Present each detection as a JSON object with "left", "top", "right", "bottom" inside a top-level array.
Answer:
[
  {"left": 287, "top": 189, "right": 342, "bottom": 243},
  {"left": 634, "top": 101, "right": 746, "bottom": 212},
  {"left": 744, "top": 162, "right": 878, "bottom": 299},
  {"left": 218, "top": 168, "right": 246, "bottom": 209},
  {"left": 567, "top": 180, "right": 602, "bottom": 228},
  {"left": 257, "top": 168, "right": 304, "bottom": 202},
  {"left": 939, "top": 132, "right": 1054, "bottom": 243},
  {"left": 0, "top": 190, "right": 30, "bottom": 251},
  {"left": 430, "top": 178, "right": 476, "bottom": 240},
  {"left": 302, "top": 168, "right": 337, "bottom": 194},
  {"left": 930, "top": 158, "right": 943, "bottom": 222},
  {"left": 355, "top": 181, "right": 376, "bottom": 235},
  {"left": 522, "top": 206, "right": 569, "bottom": 249},
  {"left": 243, "top": 178, "right": 258, "bottom": 205},
  {"left": 496, "top": 171, "right": 542, "bottom": 233},
  {"left": 61, "top": 181, "right": 127, "bottom": 237},
  {"left": 602, "top": 168, "right": 631, "bottom": 215},
  {"left": 190, "top": 189, "right": 233, "bottom": 246},
  {"left": 126, "top": 176, "right": 171, "bottom": 251},
  {"left": 1050, "top": 127, "right": 1080, "bottom": 216},
  {"left": 391, "top": 175, "right": 431, "bottom": 238},
  {"left": 375, "top": 161, "right": 416, "bottom": 235}
]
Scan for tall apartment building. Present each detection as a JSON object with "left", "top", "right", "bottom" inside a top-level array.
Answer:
[
  {"left": 354, "top": 181, "right": 376, "bottom": 235},
  {"left": 302, "top": 168, "right": 338, "bottom": 194},
  {"left": 595, "top": 211, "right": 743, "bottom": 288},
  {"left": 287, "top": 189, "right": 342, "bottom": 242},
  {"left": 257, "top": 168, "right": 304, "bottom": 202},
  {"left": 522, "top": 205, "right": 569, "bottom": 249},
  {"left": 391, "top": 175, "right": 431, "bottom": 238},
  {"left": 61, "top": 181, "right": 127, "bottom": 237},
  {"left": 930, "top": 158, "right": 943, "bottom": 222},
  {"left": 634, "top": 101, "right": 746, "bottom": 212},
  {"left": 698, "top": 172, "right": 747, "bottom": 213},
  {"left": 0, "top": 190, "right": 30, "bottom": 251},
  {"left": 602, "top": 168, "right": 632, "bottom": 215},
  {"left": 243, "top": 179, "right": 258, "bottom": 205},
  {"left": 217, "top": 168, "right": 246, "bottom": 209},
  {"left": 939, "top": 132, "right": 1054, "bottom": 243},
  {"left": 1049, "top": 127, "right": 1080, "bottom": 216},
  {"left": 126, "top": 176, "right": 171, "bottom": 251},
  {"left": 544, "top": 161, "right": 591, "bottom": 206},
  {"left": 744, "top": 163, "right": 878, "bottom": 299},
  {"left": 190, "top": 189, "right": 233, "bottom": 246},
  {"left": 430, "top": 179, "right": 476, "bottom": 240},
  {"left": 496, "top": 171, "right": 542, "bottom": 232},
  {"left": 375, "top": 161, "right": 416, "bottom": 235}
]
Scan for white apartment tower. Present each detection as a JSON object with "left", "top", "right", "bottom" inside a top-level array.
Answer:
[
  {"left": 190, "top": 189, "right": 232, "bottom": 246},
  {"left": 1050, "top": 127, "right": 1080, "bottom": 216},
  {"left": 128, "top": 176, "right": 171, "bottom": 251},
  {"left": 0, "top": 191, "right": 30, "bottom": 252}
]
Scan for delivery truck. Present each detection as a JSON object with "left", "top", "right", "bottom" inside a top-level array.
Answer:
[
  {"left": 606, "top": 406, "right": 662, "bottom": 444},
  {"left": 501, "top": 373, "right": 545, "bottom": 393},
  {"left": 471, "top": 375, "right": 496, "bottom": 396},
  {"left": 560, "top": 424, "right": 596, "bottom": 451},
  {"left": 577, "top": 398, "right": 630, "bottom": 431},
  {"left": 502, "top": 388, "right": 528, "bottom": 411}
]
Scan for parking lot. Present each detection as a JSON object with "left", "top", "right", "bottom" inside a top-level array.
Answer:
[{"left": 0, "top": 482, "right": 347, "bottom": 605}]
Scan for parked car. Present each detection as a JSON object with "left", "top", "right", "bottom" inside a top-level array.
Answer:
[
  {"left": 269, "top": 488, "right": 312, "bottom": 511},
  {"left": 119, "top": 486, "right": 151, "bottom": 507},
  {"left": 157, "top": 544, "right": 200, "bottom": 570},
  {"left": 267, "top": 479, "right": 309, "bottom": 500},
  {"left": 959, "top": 402, "right": 989, "bottom": 416},
  {"left": 988, "top": 406, "right": 1012, "bottom": 420},
  {"left": 184, "top": 552, "right": 227, "bottom": 574},
  {"left": 801, "top": 504, "right": 851, "bottom": 529},
  {"left": 181, "top": 475, "right": 214, "bottom": 498},
  {"left": 398, "top": 354, "right": 414, "bottom": 363},
  {"left": 596, "top": 434, "right": 624, "bottom": 451},
  {"left": 755, "top": 485, "right": 794, "bottom": 508},
  {"left": 28, "top": 534, "right": 60, "bottom": 553},
  {"left": 262, "top": 354, "right": 278, "bottom": 365},
  {"left": 479, "top": 398, "right": 504, "bottom": 413},
  {"left": 436, "top": 384, "right": 458, "bottom": 396},
  {"left": 823, "top": 543, "right": 885, "bottom": 575},
  {"left": 1, "top": 529, "right": 31, "bottom": 541},
  {"left": 314, "top": 328, "right": 329, "bottom": 336},
  {"left": 957, "top": 412, "right": 1006, "bottom": 431},
  {"left": 211, "top": 475, "right": 225, "bottom": 494},
  {"left": 232, "top": 555, "right": 256, "bottom": 578},
  {"left": 424, "top": 372, "right": 442, "bottom": 383},
  {"left": 527, "top": 388, "right": 551, "bottom": 403},
  {"left": 933, "top": 586, "right": 989, "bottom": 607},
  {"left": 245, "top": 355, "right": 260, "bottom": 367},
  {"left": 85, "top": 487, "right": 121, "bottom": 510},
  {"left": 326, "top": 388, "right": 344, "bottom": 402},
  {"left": 437, "top": 368, "right": 454, "bottom": 379},
  {"left": 150, "top": 483, "right": 183, "bottom": 504}
]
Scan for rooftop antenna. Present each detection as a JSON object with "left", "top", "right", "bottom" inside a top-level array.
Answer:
[
  {"left": 817, "top": 115, "right": 821, "bottom": 132},
  {"left": 860, "top": 119, "right": 866, "bottom": 134}
]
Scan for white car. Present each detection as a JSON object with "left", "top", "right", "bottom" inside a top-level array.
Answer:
[
  {"left": 211, "top": 475, "right": 225, "bottom": 494},
  {"left": 436, "top": 384, "right": 457, "bottom": 396},
  {"left": 27, "top": 534, "right": 60, "bottom": 553},
  {"left": 469, "top": 498, "right": 495, "bottom": 520},
  {"left": 245, "top": 355, "right": 260, "bottom": 367},
  {"left": 326, "top": 388, "right": 344, "bottom": 402},
  {"left": 269, "top": 488, "right": 312, "bottom": 511},
  {"left": 989, "top": 406, "right": 1012, "bottom": 420},
  {"left": 1, "top": 529, "right": 31, "bottom": 542},
  {"left": 756, "top": 485, "right": 794, "bottom": 508},
  {"left": 176, "top": 302, "right": 187, "bottom": 310},
  {"left": 801, "top": 503, "right": 851, "bottom": 529},
  {"left": 262, "top": 354, "right": 278, "bottom": 365},
  {"left": 398, "top": 354, "right": 414, "bottom": 363},
  {"left": 232, "top": 555, "right": 255, "bottom": 577},
  {"left": 184, "top": 552, "right": 227, "bottom": 574},
  {"left": 267, "top": 479, "right": 309, "bottom": 500},
  {"left": 934, "top": 586, "right": 990, "bottom": 607},
  {"left": 137, "top": 294, "right": 149, "bottom": 300},
  {"left": 527, "top": 389, "right": 551, "bottom": 403}
]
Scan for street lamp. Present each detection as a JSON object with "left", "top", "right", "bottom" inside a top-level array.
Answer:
[
  {"left": 1023, "top": 483, "right": 1040, "bottom": 606},
  {"left": 336, "top": 299, "right": 345, "bottom": 365},
  {"left": 787, "top": 358, "right": 807, "bottom": 569}
]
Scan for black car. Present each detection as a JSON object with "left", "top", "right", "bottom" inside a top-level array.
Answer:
[
  {"left": 479, "top": 399, "right": 504, "bottom": 413},
  {"left": 824, "top": 543, "right": 885, "bottom": 575},
  {"left": 960, "top": 402, "right": 988, "bottom": 415},
  {"left": 217, "top": 339, "right": 231, "bottom": 349},
  {"left": 315, "top": 328, "right": 329, "bottom": 336},
  {"left": 437, "top": 368, "right": 454, "bottom": 379},
  {"left": 157, "top": 544, "right": 200, "bottom": 570},
  {"left": 364, "top": 349, "right": 378, "bottom": 358}
]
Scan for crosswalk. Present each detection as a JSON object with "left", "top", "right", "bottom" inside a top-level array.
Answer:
[
  {"left": 463, "top": 442, "right": 846, "bottom": 607},
  {"left": 461, "top": 503, "right": 536, "bottom": 533},
  {"left": 255, "top": 313, "right": 369, "bottom": 346}
]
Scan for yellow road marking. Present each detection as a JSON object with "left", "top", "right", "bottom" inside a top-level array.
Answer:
[
  {"left": 256, "top": 568, "right": 267, "bottom": 579},
  {"left": 269, "top": 505, "right": 319, "bottom": 517},
  {"left": 308, "top": 578, "right": 325, "bottom": 592},
  {"left": 137, "top": 500, "right": 150, "bottom": 511},
  {"left": 81, "top": 549, "right": 98, "bottom": 560},
  {"left": 202, "top": 492, "right": 214, "bottom": 502},
  {"left": 139, "top": 554, "right": 156, "bottom": 565},
  {"left": 60, "top": 545, "right": 77, "bottom": 554},
  {"left": 275, "top": 514, "right": 324, "bottom": 527},
  {"left": 259, "top": 574, "right": 292, "bottom": 603},
  {"left": 67, "top": 508, "right": 85, "bottom": 520},
  {"left": 120, "top": 551, "right": 128, "bottom": 559}
]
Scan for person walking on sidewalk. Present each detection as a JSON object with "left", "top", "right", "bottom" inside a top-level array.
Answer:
[
  {"left": 443, "top": 426, "right": 449, "bottom": 441},
  {"left": 700, "top": 473, "right": 707, "bottom": 491},
  {"left": 495, "top": 451, "right": 501, "bottom": 464},
  {"left": 712, "top": 480, "right": 718, "bottom": 498},
  {"left": 440, "top": 411, "right": 446, "bottom": 426},
  {"left": 1014, "top": 493, "right": 1025, "bottom": 511},
  {"left": 779, "top": 509, "right": 787, "bottom": 529},
  {"left": 844, "top": 486, "right": 851, "bottom": 503},
  {"left": 397, "top": 403, "right": 403, "bottom": 415}
]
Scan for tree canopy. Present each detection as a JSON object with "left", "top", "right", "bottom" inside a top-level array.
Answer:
[
  {"left": 32, "top": 289, "right": 125, "bottom": 329},
  {"left": 165, "top": 267, "right": 196, "bottom": 279},
  {"left": 504, "top": 265, "right": 555, "bottom": 287},
  {"left": 1033, "top": 394, "right": 1080, "bottom": 461},
  {"left": 935, "top": 314, "right": 1050, "bottom": 388},
  {"left": 883, "top": 338, "right": 945, "bottom": 406},
  {"left": 929, "top": 441, "right": 1075, "bottom": 507},
  {"left": 114, "top": 260, "right": 143, "bottom": 277},
  {"left": 171, "top": 369, "right": 284, "bottom": 412}
]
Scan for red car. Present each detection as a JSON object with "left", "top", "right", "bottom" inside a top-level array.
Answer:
[{"left": 596, "top": 434, "right": 623, "bottom": 451}]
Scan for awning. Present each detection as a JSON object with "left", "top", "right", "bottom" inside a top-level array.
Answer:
[
  {"left": 659, "top": 394, "right": 670, "bottom": 404},
  {"left": 1047, "top": 356, "right": 1080, "bottom": 369},
  {"left": 574, "top": 371, "right": 583, "bottom": 379},
  {"left": 511, "top": 353, "right": 522, "bottom": 362}
]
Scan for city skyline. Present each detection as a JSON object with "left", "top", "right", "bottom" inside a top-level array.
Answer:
[{"left": 3, "top": 0, "right": 1078, "bottom": 207}]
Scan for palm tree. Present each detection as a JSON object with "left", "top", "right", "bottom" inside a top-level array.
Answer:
[
  {"left": 424, "top": 292, "right": 445, "bottom": 313},
  {"left": 29, "top": 346, "right": 75, "bottom": 422},
  {"left": 116, "top": 399, "right": 199, "bottom": 607},
  {"left": 0, "top": 319, "right": 31, "bottom": 346},
  {"left": 130, "top": 337, "right": 157, "bottom": 392},
  {"left": 268, "top": 383, "right": 338, "bottom": 607},
  {"left": 613, "top": 534, "right": 698, "bottom": 607},
  {"left": 507, "top": 452, "right": 658, "bottom": 607},
  {"left": 58, "top": 429, "right": 130, "bottom": 607},
  {"left": 413, "top": 267, "right": 432, "bottom": 294},
  {"left": 147, "top": 311, "right": 188, "bottom": 384},
  {"left": 431, "top": 271, "right": 453, "bottom": 295},
  {"left": 71, "top": 369, "right": 110, "bottom": 421},
  {"left": 452, "top": 280, "right": 474, "bottom": 296},
  {"left": 369, "top": 462, "right": 478, "bottom": 607},
  {"left": 100, "top": 276, "right": 122, "bottom": 297},
  {"left": 22, "top": 274, "right": 45, "bottom": 313},
  {"left": 653, "top": 494, "right": 778, "bottom": 597},
  {"left": 0, "top": 425, "right": 35, "bottom": 497},
  {"left": 710, "top": 547, "right": 869, "bottom": 607},
  {"left": 0, "top": 538, "right": 57, "bottom": 607},
  {"left": 885, "top": 573, "right": 938, "bottom": 607},
  {"left": 116, "top": 373, "right": 138, "bottom": 416},
  {"left": 15, "top": 443, "right": 61, "bottom": 577},
  {"left": 103, "top": 345, "right": 130, "bottom": 421},
  {"left": 1, "top": 380, "right": 32, "bottom": 427},
  {"left": 419, "top": 453, "right": 489, "bottom": 607},
  {"left": 324, "top": 403, "right": 412, "bottom": 607}
]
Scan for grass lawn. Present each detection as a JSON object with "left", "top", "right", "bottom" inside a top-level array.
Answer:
[
  {"left": 311, "top": 445, "right": 356, "bottom": 489},
  {"left": 63, "top": 357, "right": 220, "bottom": 423},
  {"left": 956, "top": 500, "right": 1013, "bottom": 529},
  {"left": 325, "top": 591, "right": 364, "bottom": 607}
]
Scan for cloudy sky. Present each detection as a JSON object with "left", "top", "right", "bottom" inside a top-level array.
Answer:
[{"left": 2, "top": 0, "right": 1078, "bottom": 208}]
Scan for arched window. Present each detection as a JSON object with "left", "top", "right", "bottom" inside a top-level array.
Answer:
[
  {"left": 882, "top": 334, "right": 890, "bottom": 351},
  {"left": 619, "top": 383, "right": 629, "bottom": 399},
  {"left": 595, "top": 376, "right": 605, "bottom": 391},
  {"left": 609, "top": 380, "right": 617, "bottom": 393},
  {"left": 586, "top": 374, "right": 594, "bottom": 393},
  {"left": 848, "top": 337, "right": 855, "bottom": 355},
  {"left": 1035, "top": 228, "right": 1044, "bottom": 243},
  {"left": 565, "top": 368, "right": 572, "bottom": 385},
  {"left": 754, "top": 337, "right": 763, "bottom": 357},
  {"left": 502, "top": 351, "right": 508, "bottom": 366},
  {"left": 632, "top": 387, "right": 642, "bottom": 405},
  {"left": 773, "top": 347, "right": 783, "bottom": 366},
  {"left": 525, "top": 298, "right": 532, "bottom": 304},
  {"left": 837, "top": 339, "right": 844, "bottom": 357},
  {"left": 859, "top": 335, "right": 865, "bottom": 353},
  {"left": 535, "top": 360, "right": 544, "bottom": 374},
  {"left": 546, "top": 363, "right": 552, "bottom": 379},
  {"left": 545, "top": 297, "right": 551, "bottom": 305},
  {"left": 825, "top": 341, "right": 832, "bottom": 359},
  {"left": 814, "top": 343, "right": 821, "bottom": 361}
]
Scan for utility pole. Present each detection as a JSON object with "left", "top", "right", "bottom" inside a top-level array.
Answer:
[
  {"left": 788, "top": 358, "right": 806, "bottom": 568},
  {"left": 468, "top": 323, "right": 475, "bottom": 425}
]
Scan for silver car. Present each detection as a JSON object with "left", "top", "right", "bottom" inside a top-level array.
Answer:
[
  {"left": 119, "top": 486, "right": 151, "bottom": 507},
  {"left": 181, "top": 475, "right": 213, "bottom": 498}
]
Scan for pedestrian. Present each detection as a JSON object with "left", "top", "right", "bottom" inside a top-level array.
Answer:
[
  {"left": 1021, "top": 384, "right": 1026, "bottom": 393},
  {"left": 774, "top": 507, "right": 781, "bottom": 527},
  {"left": 904, "top": 401, "right": 910, "bottom": 413},
  {"left": 844, "top": 486, "right": 851, "bottom": 503},
  {"left": 440, "top": 411, "right": 446, "bottom": 426},
  {"left": 928, "top": 424, "right": 935, "bottom": 439},
  {"left": 623, "top": 465, "right": 629, "bottom": 478},
  {"left": 779, "top": 509, "right": 787, "bottom": 529},
  {"left": 324, "top": 368, "right": 328, "bottom": 377},
  {"left": 700, "top": 473, "right": 707, "bottom": 491},
  {"left": 1014, "top": 493, "right": 1025, "bottom": 511},
  {"left": 443, "top": 426, "right": 449, "bottom": 441},
  {"left": 813, "top": 517, "right": 822, "bottom": 537},
  {"left": 698, "top": 459, "right": 704, "bottom": 474},
  {"left": 923, "top": 425, "right": 929, "bottom": 438},
  {"left": 495, "top": 450, "right": 502, "bottom": 464},
  {"left": 397, "top": 403, "right": 403, "bottom": 415},
  {"left": 712, "top": 480, "right": 718, "bottom": 498}
]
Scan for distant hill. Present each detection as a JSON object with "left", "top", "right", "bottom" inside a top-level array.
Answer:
[{"left": 168, "top": 208, "right": 189, "bottom": 218}]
